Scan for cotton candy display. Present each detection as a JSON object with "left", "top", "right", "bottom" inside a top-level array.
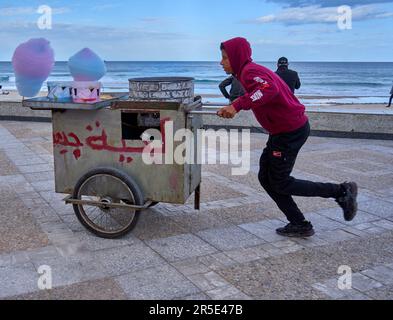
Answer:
[
  {"left": 47, "top": 82, "right": 73, "bottom": 101},
  {"left": 68, "top": 48, "right": 106, "bottom": 81},
  {"left": 71, "top": 81, "right": 101, "bottom": 103},
  {"left": 12, "top": 38, "right": 55, "bottom": 97}
]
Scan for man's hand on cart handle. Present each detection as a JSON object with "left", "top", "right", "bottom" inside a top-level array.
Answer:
[{"left": 217, "top": 105, "right": 237, "bottom": 119}]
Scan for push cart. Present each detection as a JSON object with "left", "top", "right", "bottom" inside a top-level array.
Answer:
[{"left": 22, "top": 77, "right": 224, "bottom": 238}]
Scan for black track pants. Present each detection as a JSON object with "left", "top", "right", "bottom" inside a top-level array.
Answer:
[{"left": 258, "top": 121, "right": 342, "bottom": 224}]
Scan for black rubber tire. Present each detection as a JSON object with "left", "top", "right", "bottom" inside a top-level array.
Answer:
[{"left": 72, "top": 167, "right": 144, "bottom": 239}]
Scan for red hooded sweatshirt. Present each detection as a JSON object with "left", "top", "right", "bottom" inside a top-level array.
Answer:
[{"left": 222, "top": 37, "right": 308, "bottom": 135}]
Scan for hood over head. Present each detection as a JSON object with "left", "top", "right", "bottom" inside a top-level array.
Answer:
[{"left": 221, "top": 37, "right": 252, "bottom": 78}]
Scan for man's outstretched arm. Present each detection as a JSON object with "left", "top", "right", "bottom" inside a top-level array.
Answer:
[{"left": 295, "top": 72, "right": 301, "bottom": 90}]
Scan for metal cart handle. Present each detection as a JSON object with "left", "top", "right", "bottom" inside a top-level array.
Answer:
[
  {"left": 188, "top": 110, "right": 220, "bottom": 115},
  {"left": 187, "top": 102, "right": 229, "bottom": 115},
  {"left": 202, "top": 102, "right": 228, "bottom": 107}
]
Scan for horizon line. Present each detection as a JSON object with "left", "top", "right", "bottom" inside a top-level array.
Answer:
[{"left": 1, "top": 60, "right": 393, "bottom": 63}]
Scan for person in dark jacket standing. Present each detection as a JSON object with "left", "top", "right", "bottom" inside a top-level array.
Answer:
[
  {"left": 219, "top": 76, "right": 245, "bottom": 102},
  {"left": 217, "top": 37, "right": 358, "bottom": 238},
  {"left": 386, "top": 84, "right": 393, "bottom": 108},
  {"left": 275, "top": 57, "right": 301, "bottom": 93}
]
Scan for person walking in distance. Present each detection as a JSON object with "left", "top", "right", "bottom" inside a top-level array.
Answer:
[
  {"left": 275, "top": 57, "right": 301, "bottom": 94},
  {"left": 386, "top": 83, "right": 393, "bottom": 108}
]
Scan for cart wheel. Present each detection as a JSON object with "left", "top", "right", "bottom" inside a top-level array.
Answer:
[{"left": 72, "top": 167, "right": 144, "bottom": 239}]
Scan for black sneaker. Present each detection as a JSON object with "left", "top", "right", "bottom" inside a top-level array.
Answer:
[
  {"left": 336, "top": 182, "right": 358, "bottom": 222},
  {"left": 276, "top": 221, "right": 315, "bottom": 238}
]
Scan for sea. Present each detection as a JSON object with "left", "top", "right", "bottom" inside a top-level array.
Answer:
[{"left": 1, "top": 61, "right": 392, "bottom": 105}]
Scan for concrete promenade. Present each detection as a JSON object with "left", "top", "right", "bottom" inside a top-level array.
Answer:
[{"left": 1, "top": 120, "right": 393, "bottom": 300}]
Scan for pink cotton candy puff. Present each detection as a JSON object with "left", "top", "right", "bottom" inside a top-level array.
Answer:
[{"left": 12, "top": 38, "right": 55, "bottom": 79}]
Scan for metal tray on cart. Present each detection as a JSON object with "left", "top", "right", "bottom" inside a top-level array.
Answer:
[{"left": 22, "top": 93, "right": 128, "bottom": 111}]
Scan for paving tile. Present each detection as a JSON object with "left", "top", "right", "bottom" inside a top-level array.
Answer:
[
  {"left": 74, "top": 231, "right": 140, "bottom": 252},
  {"left": 205, "top": 285, "right": 251, "bottom": 300},
  {"left": 223, "top": 246, "right": 270, "bottom": 263},
  {"left": 178, "top": 292, "right": 211, "bottom": 300},
  {"left": 12, "top": 157, "right": 47, "bottom": 166},
  {"left": 385, "top": 262, "right": 393, "bottom": 270},
  {"left": 30, "top": 180, "right": 55, "bottom": 192},
  {"left": 197, "top": 253, "right": 238, "bottom": 271},
  {"left": 17, "top": 164, "right": 53, "bottom": 174},
  {"left": 239, "top": 220, "right": 287, "bottom": 243},
  {"left": 197, "top": 226, "right": 265, "bottom": 251},
  {"left": 318, "top": 229, "right": 355, "bottom": 243},
  {"left": 93, "top": 244, "right": 165, "bottom": 277},
  {"left": 132, "top": 211, "right": 189, "bottom": 240},
  {"left": 26, "top": 246, "right": 59, "bottom": 265},
  {"left": 59, "top": 215, "right": 86, "bottom": 233},
  {"left": 341, "top": 226, "right": 370, "bottom": 238},
  {"left": 0, "top": 151, "right": 19, "bottom": 175},
  {"left": 115, "top": 264, "right": 200, "bottom": 300},
  {"left": 205, "top": 203, "right": 279, "bottom": 226},
  {"left": 0, "top": 251, "right": 30, "bottom": 268},
  {"left": 0, "top": 202, "right": 50, "bottom": 254},
  {"left": 336, "top": 291, "right": 372, "bottom": 300},
  {"left": 363, "top": 226, "right": 389, "bottom": 235},
  {"left": 167, "top": 211, "right": 233, "bottom": 233},
  {"left": 6, "top": 278, "right": 128, "bottom": 300},
  {"left": 256, "top": 243, "right": 284, "bottom": 257},
  {"left": 372, "top": 220, "right": 393, "bottom": 231},
  {"left": 38, "top": 191, "right": 66, "bottom": 204},
  {"left": 18, "top": 192, "right": 49, "bottom": 209},
  {"left": 0, "top": 174, "right": 34, "bottom": 194},
  {"left": 317, "top": 208, "right": 380, "bottom": 226},
  {"left": 352, "top": 273, "right": 383, "bottom": 292},
  {"left": 358, "top": 199, "right": 393, "bottom": 219},
  {"left": 24, "top": 171, "right": 55, "bottom": 183},
  {"left": 312, "top": 279, "right": 352, "bottom": 299},
  {"left": 192, "top": 176, "right": 246, "bottom": 202},
  {"left": 171, "top": 258, "right": 211, "bottom": 276},
  {"left": 187, "top": 271, "right": 230, "bottom": 291},
  {"left": 38, "top": 220, "right": 72, "bottom": 236},
  {"left": 304, "top": 213, "right": 346, "bottom": 231},
  {"left": 0, "top": 263, "right": 39, "bottom": 298},
  {"left": 292, "top": 235, "right": 330, "bottom": 248},
  {"left": 361, "top": 266, "right": 393, "bottom": 286},
  {"left": 365, "top": 284, "right": 393, "bottom": 300},
  {"left": 29, "top": 253, "right": 106, "bottom": 288},
  {"left": 146, "top": 234, "right": 217, "bottom": 262}
]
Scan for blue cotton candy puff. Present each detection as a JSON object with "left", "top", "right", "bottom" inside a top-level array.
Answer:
[{"left": 68, "top": 48, "right": 107, "bottom": 81}]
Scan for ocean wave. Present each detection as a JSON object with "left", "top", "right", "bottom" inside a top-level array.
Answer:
[
  {"left": 306, "top": 82, "right": 386, "bottom": 87},
  {"left": 195, "top": 79, "right": 221, "bottom": 84}
]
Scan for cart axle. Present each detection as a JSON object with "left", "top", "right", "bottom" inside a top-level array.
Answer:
[{"left": 63, "top": 195, "right": 153, "bottom": 210}]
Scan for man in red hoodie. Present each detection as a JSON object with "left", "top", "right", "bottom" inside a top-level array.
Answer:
[{"left": 218, "top": 37, "right": 358, "bottom": 238}]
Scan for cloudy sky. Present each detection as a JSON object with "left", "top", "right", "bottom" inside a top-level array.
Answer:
[{"left": 0, "top": 0, "right": 392, "bottom": 61}]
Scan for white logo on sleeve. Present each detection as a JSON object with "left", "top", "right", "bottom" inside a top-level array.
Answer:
[
  {"left": 254, "top": 77, "right": 268, "bottom": 85},
  {"left": 250, "top": 90, "right": 263, "bottom": 102}
]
